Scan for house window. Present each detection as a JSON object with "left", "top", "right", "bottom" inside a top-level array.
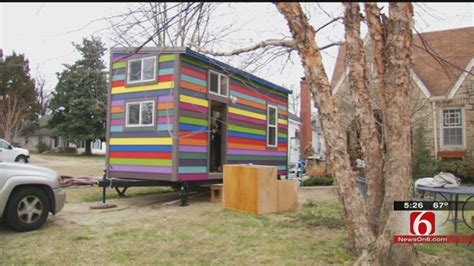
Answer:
[
  {"left": 443, "top": 109, "right": 463, "bottom": 146},
  {"left": 127, "top": 56, "right": 156, "bottom": 83},
  {"left": 267, "top": 105, "right": 278, "bottom": 147},
  {"left": 126, "top": 101, "right": 155, "bottom": 127},
  {"left": 209, "top": 71, "right": 228, "bottom": 96}
]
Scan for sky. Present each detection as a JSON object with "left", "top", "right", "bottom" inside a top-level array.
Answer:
[{"left": 1, "top": 3, "right": 473, "bottom": 96}]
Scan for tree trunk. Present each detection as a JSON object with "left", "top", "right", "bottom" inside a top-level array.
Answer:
[
  {"left": 343, "top": 3, "right": 385, "bottom": 234},
  {"left": 372, "top": 3, "right": 419, "bottom": 264},
  {"left": 85, "top": 139, "right": 92, "bottom": 156},
  {"left": 379, "top": 1, "right": 415, "bottom": 232},
  {"left": 275, "top": 2, "right": 419, "bottom": 265},
  {"left": 275, "top": 2, "right": 375, "bottom": 253},
  {"left": 364, "top": 2, "right": 390, "bottom": 148}
]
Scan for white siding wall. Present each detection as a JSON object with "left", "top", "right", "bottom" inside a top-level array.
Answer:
[
  {"left": 312, "top": 129, "right": 326, "bottom": 160},
  {"left": 288, "top": 119, "right": 301, "bottom": 166}
]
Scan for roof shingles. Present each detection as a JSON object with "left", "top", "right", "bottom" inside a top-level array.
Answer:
[{"left": 331, "top": 27, "right": 474, "bottom": 97}]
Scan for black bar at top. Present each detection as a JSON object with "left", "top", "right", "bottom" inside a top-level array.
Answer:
[{"left": 393, "top": 201, "right": 474, "bottom": 211}]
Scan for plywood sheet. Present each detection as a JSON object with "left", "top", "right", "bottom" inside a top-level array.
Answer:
[
  {"left": 277, "top": 179, "right": 299, "bottom": 212},
  {"left": 257, "top": 167, "right": 278, "bottom": 214},
  {"left": 223, "top": 164, "right": 278, "bottom": 214}
]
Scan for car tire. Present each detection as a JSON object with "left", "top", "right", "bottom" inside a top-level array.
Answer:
[
  {"left": 15, "top": 155, "right": 28, "bottom": 164},
  {"left": 3, "top": 187, "right": 50, "bottom": 232}
]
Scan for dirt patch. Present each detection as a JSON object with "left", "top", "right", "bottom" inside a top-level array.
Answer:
[{"left": 56, "top": 187, "right": 332, "bottom": 229}]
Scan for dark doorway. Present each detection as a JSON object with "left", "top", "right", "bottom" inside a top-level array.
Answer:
[{"left": 209, "top": 102, "right": 225, "bottom": 173}]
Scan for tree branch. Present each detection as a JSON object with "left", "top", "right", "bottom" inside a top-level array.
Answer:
[
  {"left": 315, "top": 16, "right": 342, "bottom": 33},
  {"left": 199, "top": 39, "right": 341, "bottom": 57},
  {"left": 199, "top": 39, "right": 296, "bottom": 56}
]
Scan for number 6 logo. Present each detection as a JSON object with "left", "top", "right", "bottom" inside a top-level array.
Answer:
[{"left": 410, "top": 211, "right": 435, "bottom": 235}]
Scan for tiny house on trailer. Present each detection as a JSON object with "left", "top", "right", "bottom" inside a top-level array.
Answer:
[{"left": 105, "top": 47, "right": 291, "bottom": 198}]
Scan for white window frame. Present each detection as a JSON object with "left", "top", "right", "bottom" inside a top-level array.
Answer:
[
  {"left": 127, "top": 56, "right": 157, "bottom": 84},
  {"left": 208, "top": 70, "right": 229, "bottom": 97},
  {"left": 125, "top": 100, "right": 155, "bottom": 127},
  {"left": 441, "top": 108, "right": 465, "bottom": 149},
  {"left": 267, "top": 105, "right": 278, "bottom": 147}
]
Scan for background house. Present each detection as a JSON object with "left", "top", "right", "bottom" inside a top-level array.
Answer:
[
  {"left": 13, "top": 115, "right": 106, "bottom": 155},
  {"left": 331, "top": 27, "right": 473, "bottom": 164},
  {"left": 287, "top": 79, "right": 327, "bottom": 168},
  {"left": 287, "top": 113, "right": 326, "bottom": 166}
]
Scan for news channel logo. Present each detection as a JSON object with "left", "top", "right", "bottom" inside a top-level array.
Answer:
[{"left": 392, "top": 201, "right": 474, "bottom": 244}]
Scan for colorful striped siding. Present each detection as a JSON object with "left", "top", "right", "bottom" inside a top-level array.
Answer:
[
  {"left": 177, "top": 56, "right": 289, "bottom": 180},
  {"left": 108, "top": 52, "right": 176, "bottom": 181},
  {"left": 178, "top": 60, "right": 209, "bottom": 181},
  {"left": 227, "top": 78, "right": 288, "bottom": 176}
]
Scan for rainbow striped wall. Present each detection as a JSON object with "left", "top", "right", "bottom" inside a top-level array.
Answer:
[
  {"left": 107, "top": 50, "right": 289, "bottom": 182},
  {"left": 107, "top": 52, "right": 176, "bottom": 181},
  {"left": 177, "top": 57, "right": 209, "bottom": 181},
  {"left": 177, "top": 55, "right": 289, "bottom": 181},
  {"left": 227, "top": 79, "right": 289, "bottom": 176}
]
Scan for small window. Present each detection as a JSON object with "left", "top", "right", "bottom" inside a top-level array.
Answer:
[
  {"left": 267, "top": 105, "right": 278, "bottom": 147},
  {"left": 209, "top": 71, "right": 228, "bottom": 96},
  {"left": 127, "top": 56, "right": 156, "bottom": 83},
  {"left": 126, "top": 101, "right": 155, "bottom": 127},
  {"left": 443, "top": 109, "right": 463, "bottom": 146}
]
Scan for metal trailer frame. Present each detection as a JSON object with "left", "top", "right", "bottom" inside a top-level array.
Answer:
[{"left": 97, "top": 171, "right": 222, "bottom": 206}]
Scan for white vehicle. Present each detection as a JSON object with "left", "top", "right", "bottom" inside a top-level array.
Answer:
[
  {"left": 0, "top": 138, "right": 30, "bottom": 163},
  {"left": 0, "top": 162, "right": 66, "bottom": 231}
]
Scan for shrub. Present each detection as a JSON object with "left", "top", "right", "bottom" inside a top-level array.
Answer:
[
  {"left": 303, "top": 176, "right": 333, "bottom": 186},
  {"left": 412, "top": 125, "right": 439, "bottom": 179},
  {"left": 36, "top": 141, "right": 50, "bottom": 153},
  {"left": 59, "top": 147, "right": 77, "bottom": 153},
  {"left": 438, "top": 159, "right": 474, "bottom": 184}
]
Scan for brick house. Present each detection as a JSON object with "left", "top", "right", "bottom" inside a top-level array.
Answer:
[{"left": 331, "top": 27, "right": 473, "bottom": 163}]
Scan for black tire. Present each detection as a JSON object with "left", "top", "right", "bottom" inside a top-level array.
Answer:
[
  {"left": 15, "top": 155, "right": 28, "bottom": 164},
  {"left": 3, "top": 187, "right": 50, "bottom": 232}
]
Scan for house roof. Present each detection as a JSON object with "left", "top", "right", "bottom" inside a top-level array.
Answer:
[
  {"left": 288, "top": 112, "right": 301, "bottom": 123},
  {"left": 331, "top": 27, "right": 474, "bottom": 97},
  {"left": 185, "top": 49, "right": 292, "bottom": 95},
  {"left": 110, "top": 47, "right": 292, "bottom": 95},
  {"left": 330, "top": 44, "right": 347, "bottom": 89}
]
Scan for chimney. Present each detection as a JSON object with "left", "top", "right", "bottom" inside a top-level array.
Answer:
[{"left": 300, "top": 78, "right": 312, "bottom": 159}]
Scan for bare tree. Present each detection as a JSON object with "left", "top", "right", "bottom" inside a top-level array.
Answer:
[
  {"left": 35, "top": 70, "right": 51, "bottom": 116},
  {"left": 106, "top": 3, "right": 237, "bottom": 51},
  {"left": 0, "top": 94, "right": 30, "bottom": 142},
  {"left": 275, "top": 3, "right": 417, "bottom": 264},
  {"left": 288, "top": 84, "right": 300, "bottom": 115},
  {"left": 188, "top": 2, "right": 417, "bottom": 264}
]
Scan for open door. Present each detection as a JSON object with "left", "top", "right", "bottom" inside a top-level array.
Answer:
[{"left": 209, "top": 101, "right": 226, "bottom": 173}]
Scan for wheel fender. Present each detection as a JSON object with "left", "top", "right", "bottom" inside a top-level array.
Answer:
[{"left": 0, "top": 176, "right": 55, "bottom": 218}]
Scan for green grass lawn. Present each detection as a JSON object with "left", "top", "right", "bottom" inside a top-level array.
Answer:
[
  {"left": 1, "top": 187, "right": 472, "bottom": 265},
  {"left": 0, "top": 197, "right": 356, "bottom": 265}
]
